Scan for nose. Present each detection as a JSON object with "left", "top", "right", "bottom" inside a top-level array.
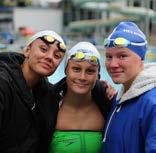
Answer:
[
  {"left": 79, "top": 71, "right": 86, "bottom": 80},
  {"left": 46, "top": 51, "right": 53, "bottom": 61},
  {"left": 45, "top": 46, "right": 56, "bottom": 63},
  {"left": 107, "top": 58, "right": 120, "bottom": 68}
]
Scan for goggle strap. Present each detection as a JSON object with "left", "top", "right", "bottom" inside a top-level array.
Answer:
[
  {"left": 107, "top": 39, "right": 147, "bottom": 47},
  {"left": 40, "top": 37, "right": 51, "bottom": 45},
  {"left": 40, "top": 36, "right": 66, "bottom": 52},
  {"left": 57, "top": 42, "right": 66, "bottom": 53},
  {"left": 70, "top": 52, "right": 99, "bottom": 65},
  {"left": 130, "top": 41, "right": 147, "bottom": 46}
]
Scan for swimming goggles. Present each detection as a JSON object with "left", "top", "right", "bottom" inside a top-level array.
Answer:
[
  {"left": 40, "top": 35, "right": 66, "bottom": 52},
  {"left": 70, "top": 51, "right": 99, "bottom": 65},
  {"left": 104, "top": 37, "right": 147, "bottom": 48}
]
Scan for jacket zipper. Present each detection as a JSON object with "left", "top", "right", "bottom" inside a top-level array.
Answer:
[{"left": 102, "top": 105, "right": 122, "bottom": 142}]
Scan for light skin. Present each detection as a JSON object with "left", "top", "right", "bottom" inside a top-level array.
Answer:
[
  {"left": 66, "top": 60, "right": 99, "bottom": 96},
  {"left": 21, "top": 38, "right": 65, "bottom": 88},
  {"left": 21, "top": 38, "right": 115, "bottom": 97},
  {"left": 105, "top": 47, "right": 144, "bottom": 92},
  {"left": 56, "top": 60, "right": 104, "bottom": 130}
]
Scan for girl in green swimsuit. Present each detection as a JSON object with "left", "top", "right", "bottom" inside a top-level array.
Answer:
[{"left": 48, "top": 42, "right": 111, "bottom": 153}]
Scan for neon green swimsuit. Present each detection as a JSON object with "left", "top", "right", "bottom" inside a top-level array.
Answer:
[{"left": 49, "top": 130, "right": 102, "bottom": 153}]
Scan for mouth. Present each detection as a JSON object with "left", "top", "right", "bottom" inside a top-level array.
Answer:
[
  {"left": 110, "top": 71, "right": 123, "bottom": 77},
  {"left": 74, "top": 81, "right": 88, "bottom": 88},
  {"left": 40, "top": 62, "right": 53, "bottom": 70}
]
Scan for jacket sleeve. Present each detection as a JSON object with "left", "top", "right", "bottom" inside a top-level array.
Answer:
[
  {"left": 141, "top": 93, "right": 156, "bottom": 153},
  {"left": 0, "top": 90, "right": 4, "bottom": 129},
  {"left": 0, "top": 78, "right": 12, "bottom": 130}
]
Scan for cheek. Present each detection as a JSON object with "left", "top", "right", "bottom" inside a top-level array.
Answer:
[
  {"left": 28, "top": 51, "right": 39, "bottom": 61},
  {"left": 66, "top": 75, "right": 74, "bottom": 89},
  {"left": 124, "top": 62, "right": 141, "bottom": 79},
  {"left": 66, "top": 70, "right": 73, "bottom": 80},
  {"left": 53, "top": 59, "right": 63, "bottom": 68},
  {"left": 90, "top": 74, "right": 98, "bottom": 86},
  {"left": 105, "top": 62, "right": 111, "bottom": 70},
  {"left": 92, "top": 80, "right": 97, "bottom": 88}
]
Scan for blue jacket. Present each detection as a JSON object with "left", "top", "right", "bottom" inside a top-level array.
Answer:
[{"left": 101, "top": 63, "right": 156, "bottom": 153}]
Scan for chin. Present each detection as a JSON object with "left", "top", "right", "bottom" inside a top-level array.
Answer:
[
  {"left": 42, "top": 69, "right": 56, "bottom": 76},
  {"left": 75, "top": 89, "right": 90, "bottom": 95},
  {"left": 112, "top": 79, "right": 122, "bottom": 84}
]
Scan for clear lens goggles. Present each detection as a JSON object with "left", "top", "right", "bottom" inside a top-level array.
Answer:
[
  {"left": 70, "top": 51, "right": 99, "bottom": 65},
  {"left": 40, "top": 35, "right": 66, "bottom": 52},
  {"left": 104, "top": 37, "right": 147, "bottom": 48}
]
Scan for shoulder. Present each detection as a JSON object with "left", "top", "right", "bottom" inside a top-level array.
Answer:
[
  {"left": 93, "top": 80, "right": 106, "bottom": 94},
  {"left": 141, "top": 88, "right": 156, "bottom": 105},
  {"left": 0, "top": 70, "right": 12, "bottom": 88},
  {"left": 136, "top": 88, "right": 156, "bottom": 118},
  {"left": 0, "top": 72, "right": 13, "bottom": 109}
]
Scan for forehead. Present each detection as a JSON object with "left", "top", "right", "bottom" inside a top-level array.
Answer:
[
  {"left": 105, "top": 47, "right": 133, "bottom": 55},
  {"left": 32, "top": 39, "right": 64, "bottom": 52},
  {"left": 105, "top": 47, "right": 142, "bottom": 61},
  {"left": 68, "top": 60, "right": 98, "bottom": 68}
]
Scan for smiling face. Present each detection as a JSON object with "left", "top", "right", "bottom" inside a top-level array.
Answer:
[
  {"left": 105, "top": 47, "right": 144, "bottom": 89},
  {"left": 23, "top": 38, "right": 65, "bottom": 78},
  {"left": 66, "top": 60, "right": 99, "bottom": 95}
]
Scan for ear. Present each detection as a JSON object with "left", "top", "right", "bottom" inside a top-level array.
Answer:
[{"left": 23, "top": 46, "right": 31, "bottom": 58}]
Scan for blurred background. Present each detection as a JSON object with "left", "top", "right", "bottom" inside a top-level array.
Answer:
[{"left": 0, "top": 0, "right": 156, "bottom": 89}]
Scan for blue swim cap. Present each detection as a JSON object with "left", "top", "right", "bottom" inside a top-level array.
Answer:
[{"left": 105, "top": 21, "right": 147, "bottom": 60}]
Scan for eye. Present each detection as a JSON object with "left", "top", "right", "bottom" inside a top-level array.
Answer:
[
  {"left": 105, "top": 55, "right": 112, "bottom": 61},
  {"left": 72, "top": 66, "right": 81, "bottom": 72},
  {"left": 54, "top": 52, "right": 62, "bottom": 59},
  {"left": 86, "top": 68, "right": 97, "bottom": 75},
  {"left": 53, "top": 51, "right": 64, "bottom": 60},
  {"left": 118, "top": 54, "right": 128, "bottom": 60},
  {"left": 40, "top": 46, "right": 48, "bottom": 53}
]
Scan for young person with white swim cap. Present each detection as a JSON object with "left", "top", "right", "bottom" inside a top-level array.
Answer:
[
  {"left": 0, "top": 30, "right": 66, "bottom": 153},
  {"left": 46, "top": 42, "right": 111, "bottom": 153}
]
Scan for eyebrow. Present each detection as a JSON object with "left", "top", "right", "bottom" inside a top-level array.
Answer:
[
  {"left": 71, "top": 61, "right": 98, "bottom": 67},
  {"left": 39, "top": 38, "right": 50, "bottom": 47}
]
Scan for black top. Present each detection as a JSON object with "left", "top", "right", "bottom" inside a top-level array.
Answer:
[{"left": 0, "top": 52, "right": 49, "bottom": 153}]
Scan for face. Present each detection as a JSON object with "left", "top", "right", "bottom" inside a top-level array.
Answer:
[
  {"left": 105, "top": 47, "right": 143, "bottom": 88},
  {"left": 66, "top": 60, "right": 99, "bottom": 95},
  {"left": 24, "top": 38, "right": 64, "bottom": 77}
]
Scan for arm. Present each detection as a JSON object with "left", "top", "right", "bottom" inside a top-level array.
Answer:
[
  {"left": 0, "top": 79, "right": 11, "bottom": 130},
  {"left": 145, "top": 106, "right": 156, "bottom": 153},
  {"left": 141, "top": 94, "right": 156, "bottom": 153},
  {"left": 100, "top": 80, "right": 116, "bottom": 100},
  {"left": 0, "top": 94, "right": 3, "bottom": 129}
]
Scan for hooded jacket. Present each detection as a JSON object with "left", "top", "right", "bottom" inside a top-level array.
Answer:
[
  {"left": 0, "top": 52, "right": 49, "bottom": 153},
  {"left": 39, "top": 77, "right": 111, "bottom": 148},
  {"left": 101, "top": 63, "right": 156, "bottom": 153}
]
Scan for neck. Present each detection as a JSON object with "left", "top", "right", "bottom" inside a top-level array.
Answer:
[
  {"left": 63, "top": 90, "right": 93, "bottom": 109},
  {"left": 21, "top": 61, "right": 40, "bottom": 89},
  {"left": 123, "top": 67, "right": 144, "bottom": 93}
]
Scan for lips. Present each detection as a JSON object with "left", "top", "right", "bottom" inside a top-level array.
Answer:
[
  {"left": 109, "top": 71, "right": 123, "bottom": 77},
  {"left": 74, "top": 81, "right": 88, "bottom": 88},
  {"left": 40, "top": 62, "right": 53, "bottom": 70}
]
